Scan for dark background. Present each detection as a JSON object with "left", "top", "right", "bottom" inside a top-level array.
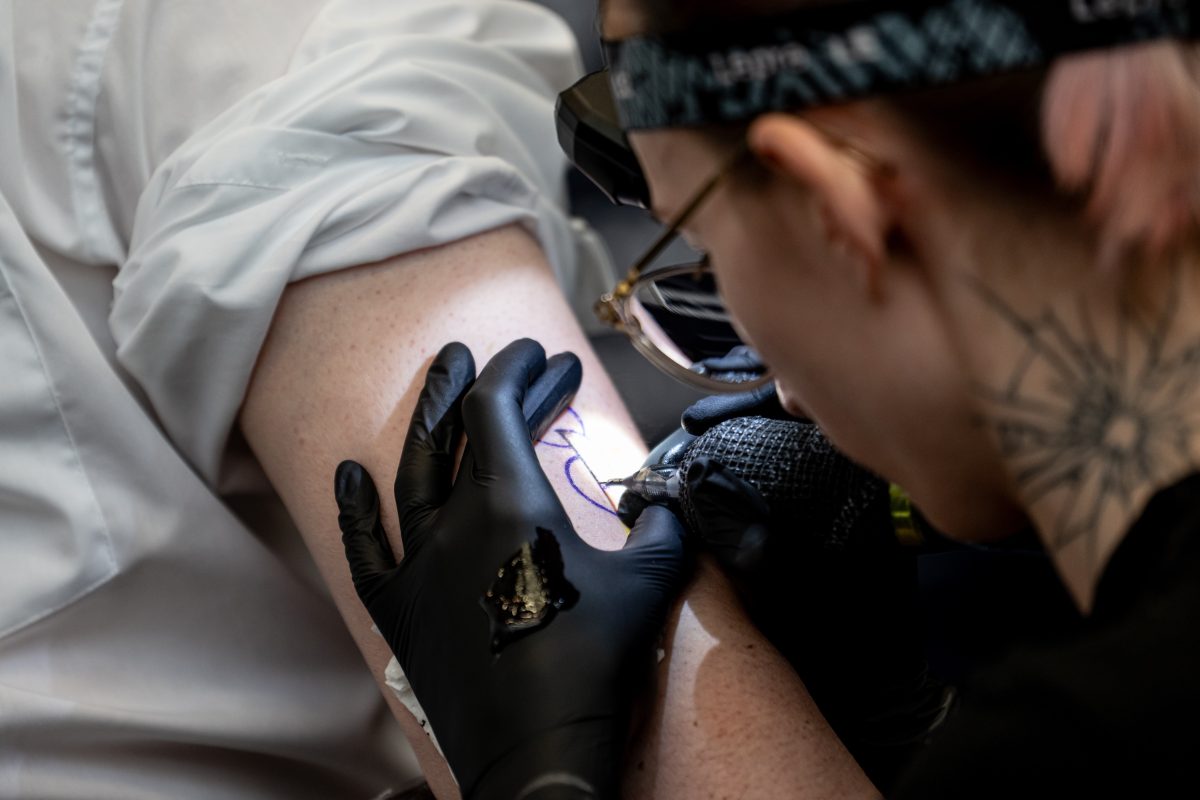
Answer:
[{"left": 536, "top": 0, "right": 707, "bottom": 446}]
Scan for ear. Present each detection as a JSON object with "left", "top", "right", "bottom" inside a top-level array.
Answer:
[{"left": 747, "top": 113, "right": 893, "bottom": 298}]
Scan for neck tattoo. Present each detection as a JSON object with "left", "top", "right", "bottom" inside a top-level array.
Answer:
[{"left": 971, "top": 268, "right": 1200, "bottom": 579}]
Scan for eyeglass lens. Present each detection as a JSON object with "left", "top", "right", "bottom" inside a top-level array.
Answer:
[{"left": 625, "top": 260, "right": 768, "bottom": 385}]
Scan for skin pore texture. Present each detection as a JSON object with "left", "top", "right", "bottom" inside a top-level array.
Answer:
[
  {"left": 240, "top": 225, "right": 875, "bottom": 799},
  {"left": 606, "top": 0, "right": 1200, "bottom": 614}
]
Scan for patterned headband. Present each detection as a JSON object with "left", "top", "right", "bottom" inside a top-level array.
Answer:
[{"left": 605, "top": 0, "right": 1199, "bottom": 129}]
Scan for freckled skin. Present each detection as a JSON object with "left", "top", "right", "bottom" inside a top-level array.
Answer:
[{"left": 243, "top": 226, "right": 865, "bottom": 798}]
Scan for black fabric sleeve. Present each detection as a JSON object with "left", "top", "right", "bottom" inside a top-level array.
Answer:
[{"left": 893, "top": 475, "right": 1200, "bottom": 799}]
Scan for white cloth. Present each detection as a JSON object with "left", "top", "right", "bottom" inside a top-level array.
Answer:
[{"left": 0, "top": 1, "right": 594, "bottom": 796}]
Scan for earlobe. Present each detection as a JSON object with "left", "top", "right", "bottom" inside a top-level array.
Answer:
[{"left": 748, "top": 113, "right": 891, "bottom": 299}]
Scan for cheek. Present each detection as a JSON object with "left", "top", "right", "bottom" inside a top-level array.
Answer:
[
  {"left": 711, "top": 248, "right": 789, "bottom": 357},
  {"left": 702, "top": 188, "right": 901, "bottom": 448},
  {"left": 707, "top": 217, "right": 799, "bottom": 349},
  {"left": 709, "top": 230, "right": 832, "bottom": 398},
  {"left": 774, "top": 380, "right": 809, "bottom": 418},
  {"left": 703, "top": 186, "right": 832, "bottom": 356}
]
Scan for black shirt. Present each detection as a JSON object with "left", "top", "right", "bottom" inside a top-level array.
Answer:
[{"left": 892, "top": 474, "right": 1200, "bottom": 799}]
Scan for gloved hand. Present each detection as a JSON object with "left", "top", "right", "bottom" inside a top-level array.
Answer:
[
  {"left": 682, "top": 347, "right": 796, "bottom": 434},
  {"left": 616, "top": 349, "right": 793, "bottom": 526},
  {"left": 335, "top": 339, "right": 691, "bottom": 800}
]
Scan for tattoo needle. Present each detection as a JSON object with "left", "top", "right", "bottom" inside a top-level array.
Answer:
[{"left": 600, "top": 464, "right": 682, "bottom": 504}]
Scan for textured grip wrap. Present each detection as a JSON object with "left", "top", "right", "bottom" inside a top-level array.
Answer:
[{"left": 678, "top": 416, "right": 890, "bottom": 551}]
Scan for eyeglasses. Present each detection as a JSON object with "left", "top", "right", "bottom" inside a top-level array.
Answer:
[
  {"left": 558, "top": 70, "right": 889, "bottom": 392},
  {"left": 593, "top": 144, "right": 774, "bottom": 393},
  {"left": 558, "top": 70, "right": 771, "bottom": 393},
  {"left": 560, "top": 2, "right": 1200, "bottom": 389}
]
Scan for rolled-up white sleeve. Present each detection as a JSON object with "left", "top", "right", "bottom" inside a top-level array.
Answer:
[{"left": 109, "top": 0, "right": 585, "bottom": 484}]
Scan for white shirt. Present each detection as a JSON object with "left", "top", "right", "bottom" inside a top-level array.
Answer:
[{"left": 0, "top": 1, "right": 592, "bottom": 796}]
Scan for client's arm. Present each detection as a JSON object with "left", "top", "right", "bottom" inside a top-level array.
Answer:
[{"left": 240, "top": 225, "right": 874, "bottom": 798}]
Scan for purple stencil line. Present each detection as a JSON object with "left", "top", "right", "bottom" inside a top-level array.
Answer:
[
  {"left": 564, "top": 455, "right": 619, "bottom": 517},
  {"left": 536, "top": 406, "right": 585, "bottom": 449}
]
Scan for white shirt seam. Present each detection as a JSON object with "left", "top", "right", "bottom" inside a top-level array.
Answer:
[
  {"left": 63, "top": 0, "right": 125, "bottom": 264},
  {"left": 0, "top": 259, "right": 118, "bottom": 639}
]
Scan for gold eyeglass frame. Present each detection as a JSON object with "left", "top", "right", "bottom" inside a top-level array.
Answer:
[
  {"left": 593, "top": 143, "right": 773, "bottom": 393},
  {"left": 593, "top": 128, "right": 886, "bottom": 393}
]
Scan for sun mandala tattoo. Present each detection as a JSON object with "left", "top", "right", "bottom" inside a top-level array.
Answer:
[{"left": 972, "top": 276, "right": 1200, "bottom": 569}]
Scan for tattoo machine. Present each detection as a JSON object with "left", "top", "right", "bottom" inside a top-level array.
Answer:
[{"left": 604, "top": 417, "right": 927, "bottom": 550}]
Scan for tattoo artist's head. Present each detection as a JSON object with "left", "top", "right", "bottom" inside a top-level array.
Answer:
[{"left": 603, "top": 0, "right": 1200, "bottom": 543}]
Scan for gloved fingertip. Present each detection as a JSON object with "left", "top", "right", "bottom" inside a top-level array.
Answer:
[
  {"left": 616, "top": 491, "right": 649, "bottom": 527},
  {"left": 422, "top": 342, "right": 475, "bottom": 403},
  {"left": 335, "top": 460, "right": 371, "bottom": 508},
  {"left": 464, "top": 339, "right": 548, "bottom": 419},
  {"left": 545, "top": 351, "right": 583, "bottom": 403},
  {"left": 683, "top": 455, "right": 723, "bottom": 490},
  {"left": 623, "top": 504, "right": 687, "bottom": 553},
  {"left": 545, "top": 349, "right": 583, "bottom": 375},
  {"left": 524, "top": 351, "right": 583, "bottom": 441},
  {"left": 512, "top": 336, "right": 543, "bottom": 352},
  {"left": 434, "top": 340, "right": 473, "bottom": 365},
  {"left": 680, "top": 405, "right": 713, "bottom": 437},
  {"left": 501, "top": 338, "right": 548, "bottom": 375},
  {"left": 429, "top": 343, "right": 476, "bottom": 389},
  {"left": 684, "top": 455, "right": 758, "bottom": 500}
]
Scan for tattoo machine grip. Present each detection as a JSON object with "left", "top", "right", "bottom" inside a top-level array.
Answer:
[{"left": 677, "top": 417, "right": 893, "bottom": 552}]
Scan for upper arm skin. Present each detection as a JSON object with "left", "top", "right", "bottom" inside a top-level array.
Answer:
[{"left": 240, "top": 225, "right": 874, "bottom": 799}]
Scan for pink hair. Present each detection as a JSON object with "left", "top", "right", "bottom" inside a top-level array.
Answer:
[{"left": 1042, "top": 42, "right": 1200, "bottom": 266}]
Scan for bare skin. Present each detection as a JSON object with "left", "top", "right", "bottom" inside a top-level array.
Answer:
[
  {"left": 241, "top": 225, "right": 876, "bottom": 798},
  {"left": 946, "top": 252, "right": 1200, "bottom": 607},
  {"left": 738, "top": 108, "right": 1200, "bottom": 610},
  {"left": 626, "top": 558, "right": 881, "bottom": 799}
]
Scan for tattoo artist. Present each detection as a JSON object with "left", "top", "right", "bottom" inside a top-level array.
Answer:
[{"left": 336, "top": 2, "right": 1200, "bottom": 798}]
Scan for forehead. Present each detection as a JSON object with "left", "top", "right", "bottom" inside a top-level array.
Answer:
[
  {"left": 627, "top": 127, "right": 737, "bottom": 226},
  {"left": 599, "top": 0, "right": 651, "bottom": 39},
  {"left": 602, "top": 0, "right": 800, "bottom": 38}
]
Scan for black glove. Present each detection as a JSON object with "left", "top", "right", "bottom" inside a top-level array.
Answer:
[
  {"left": 335, "top": 340, "right": 691, "bottom": 800},
  {"left": 688, "top": 345, "right": 772, "bottom": 388},
  {"left": 681, "top": 347, "right": 796, "bottom": 435},
  {"left": 617, "top": 350, "right": 793, "bottom": 525}
]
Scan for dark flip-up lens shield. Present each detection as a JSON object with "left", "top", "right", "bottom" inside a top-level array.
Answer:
[{"left": 557, "top": 70, "right": 652, "bottom": 208}]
